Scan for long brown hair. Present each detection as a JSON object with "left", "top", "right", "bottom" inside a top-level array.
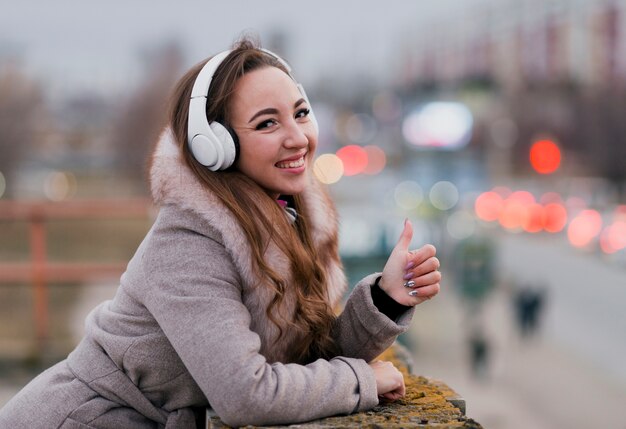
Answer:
[{"left": 168, "top": 37, "right": 339, "bottom": 363}]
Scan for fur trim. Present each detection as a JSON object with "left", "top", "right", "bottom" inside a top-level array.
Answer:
[{"left": 149, "top": 128, "right": 347, "bottom": 362}]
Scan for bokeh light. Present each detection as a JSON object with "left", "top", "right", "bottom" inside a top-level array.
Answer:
[
  {"left": 600, "top": 221, "right": 626, "bottom": 254},
  {"left": 508, "top": 190, "right": 536, "bottom": 205},
  {"left": 394, "top": 181, "right": 424, "bottom": 210},
  {"left": 492, "top": 186, "right": 512, "bottom": 198},
  {"left": 43, "top": 171, "right": 77, "bottom": 201},
  {"left": 530, "top": 139, "right": 561, "bottom": 174},
  {"left": 362, "top": 145, "right": 386, "bottom": 175},
  {"left": 313, "top": 154, "right": 344, "bottom": 184},
  {"left": 523, "top": 203, "right": 545, "bottom": 233},
  {"left": 540, "top": 192, "right": 563, "bottom": 204},
  {"left": 475, "top": 191, "right": 505, "bottom": 222},
  {"left": 499, "top": 198, "right": 529, "bottom": 231},
  {"left": 567, "top": 209, "right": 602, "bottom": 248},
  {"left": 429, "top": 181, "right": 459, "bottom": 211},
  {"left": 566, "top": 196, "right": 588, "bottom": 212},
  {"left": 345, "top": 113, "right": 377, "bottom": 144},
  {"left": 336, "top": 145, "right": 368, "bottom": 176},
  {"left": 447, "top": 210, "right": 476, "bottom": 240},
  {"left": 543, "top": 203, "right": 568, "bottom": 233},
  {"left": 372, "top": 91, "right": 402, "bottom": 123},
  {"left": 402, "top": 102, "right": 473, "bottom": 150}
]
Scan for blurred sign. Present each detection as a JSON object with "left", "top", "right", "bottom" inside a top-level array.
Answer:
[{"left": 402, "top": 102, "right": 473, "bottom": 150}]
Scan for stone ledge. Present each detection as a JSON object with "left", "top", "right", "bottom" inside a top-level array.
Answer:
[{"left": 206, "top": 345, "right": 482, "bottom": 428}]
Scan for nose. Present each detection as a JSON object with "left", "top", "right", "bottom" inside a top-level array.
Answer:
[{"left": 282, "top": 120, "right": 309, "bottom": 149}]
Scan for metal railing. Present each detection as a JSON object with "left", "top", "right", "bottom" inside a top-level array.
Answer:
[{"left": 0, "top": 198, "right": 153, "bottom": 351}]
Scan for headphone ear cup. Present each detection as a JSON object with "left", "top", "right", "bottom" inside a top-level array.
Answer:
[
  {"left": 209, "top": 122, "right": 238, "bottom": 170},
  {"left": 189, "top": 133, "right": 223, "bottom": 170},
  {"left": 225, "top": 126, "right": 240, "bottom": 165}
]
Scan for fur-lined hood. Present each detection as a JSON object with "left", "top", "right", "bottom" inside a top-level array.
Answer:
[{"left": 148, "top": 127, "right": 347, "bottom": 362}]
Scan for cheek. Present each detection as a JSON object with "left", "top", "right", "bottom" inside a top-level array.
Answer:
[{"left": 306, "top": 129, "right": 319, "bottom": 153}]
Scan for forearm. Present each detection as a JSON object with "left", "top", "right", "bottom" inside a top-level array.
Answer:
[{"left": 333, "top": 273, "right": 415, "bottom": 362}]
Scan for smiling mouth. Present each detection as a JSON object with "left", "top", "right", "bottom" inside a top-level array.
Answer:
[{"left": 275, "top": 156, "right": 305, "bottom": 169}]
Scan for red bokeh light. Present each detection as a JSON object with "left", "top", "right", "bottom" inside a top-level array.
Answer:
[
  {"left": 530, "top": 139, "right": 561, "bottom": 174},
  {"left": 600, "top": 221, "right": 626, "bottom": 254},
  {"left": 542, "top": 203, "right": 568, "bottom": 233},
  {"left": 336, "top": 145, "right": 368, "bottom": 176},
  {"left": 475, "top": 191, "right": 504, "bottom": 222},
  {"left": 540, "top": 192, "right": 562, "bottom": 204},
  {"left": 499, "top": 199, "right": 529, "bottom": 230},
  {"left": 567, "top": 209, "right": 602, "bottom": 248},
  {"left": 362, "top": 145, "right": 386, "bottom": 175},
  {"left": 523, "top": 203, "right": 545, "bottom": 233},
  {"left": 509, "top": 190, "right": 536, "bottom": 205}
]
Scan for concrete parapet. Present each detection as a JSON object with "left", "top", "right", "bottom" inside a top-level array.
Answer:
[{"left": 206, "top": 345, "right": 482, "bottom": 428}]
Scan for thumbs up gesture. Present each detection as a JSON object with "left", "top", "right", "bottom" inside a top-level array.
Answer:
[{"left": 379, "top": 219, "right": 441, "bottom": 306}]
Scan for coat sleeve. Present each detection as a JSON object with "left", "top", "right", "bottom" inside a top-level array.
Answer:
[
  {"left": 139, "top": 217, "right": 378, "bottom": 428},
  {"left": 332, "top": 273, "right": 416, "bottom": 363}
]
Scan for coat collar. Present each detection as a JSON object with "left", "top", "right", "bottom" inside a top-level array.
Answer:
[{"left": 149, "top": 127, "right": 347, "bottom": 308}]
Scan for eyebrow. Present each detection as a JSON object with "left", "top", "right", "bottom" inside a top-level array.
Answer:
[{"left": 247, "top": 98, "right": 306, "bottom": 123}]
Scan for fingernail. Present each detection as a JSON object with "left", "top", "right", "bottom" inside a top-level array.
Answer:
[
  {"left": 408, "top": 290, "right": 418, "bottom": 297},
  {"left": 403, "top": 272, "right": 414, "bottom": 280},
  {"left": 403, "top": 280, "right": 416, "bottom": 288},
  {"left": 404, "top": 261, "right": 415, "bottom": 270}
]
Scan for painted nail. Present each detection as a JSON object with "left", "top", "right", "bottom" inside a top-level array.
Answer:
[
  {"left": 408, "top": 290, "right": 418, "bottom": 297},
  {"left": 403, "top": 280, "right": 416, "bottom": 288},
  {"left": 403, "top": 272, "right": 414, "bottom": 280},
  {"left": 405, "top": 261, "right": 415, "bottom": 271}
]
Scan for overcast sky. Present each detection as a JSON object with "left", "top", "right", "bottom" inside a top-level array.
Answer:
[{"left": 0, "top": 1, "right": 445, "bottom": 98}]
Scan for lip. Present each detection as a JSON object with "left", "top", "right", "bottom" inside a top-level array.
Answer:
[
  {"left": 276, "top": 151, "right": 307, "bottom": 164},
  {"left": 275, "top": 152, "right": 307, "bottom": 173}
]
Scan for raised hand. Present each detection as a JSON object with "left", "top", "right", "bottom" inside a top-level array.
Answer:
[{"left": 379, "top": 219, "right": 441, "bottom": 306}]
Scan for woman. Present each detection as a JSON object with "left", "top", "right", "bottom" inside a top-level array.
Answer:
[{"left": 0, "top": 38, "right": 441, "bottom": 428}]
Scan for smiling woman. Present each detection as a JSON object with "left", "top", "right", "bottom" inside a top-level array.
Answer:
[{"left": 0, "top": 37, "right": 441, "bottom": 428}]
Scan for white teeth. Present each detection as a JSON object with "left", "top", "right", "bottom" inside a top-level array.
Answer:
[{"left": 276, "top": 157, "right": 304, "bottom": 169}]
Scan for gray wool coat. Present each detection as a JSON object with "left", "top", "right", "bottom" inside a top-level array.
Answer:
[{"left": 0, "top": 128, "right": 415, "bottom": 429}]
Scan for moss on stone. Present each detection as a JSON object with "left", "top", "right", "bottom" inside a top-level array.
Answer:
[{"left": 207, "top": 346, "right": 483, "bottom": 428}]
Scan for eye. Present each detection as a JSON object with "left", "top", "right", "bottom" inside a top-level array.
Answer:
[
  {"left": 295, "top": 108, "right": 310, "bottom": 120},
  {"left": 255, "top": 119, "right": 278, "bottom": 130}
]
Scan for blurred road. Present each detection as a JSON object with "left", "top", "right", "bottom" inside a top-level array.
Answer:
[
  {"left": 499, "top": 232, "right": 626, "bottom": 386},
  {"left": 407, "top": 232, "right": 626, "bottom": 429}
]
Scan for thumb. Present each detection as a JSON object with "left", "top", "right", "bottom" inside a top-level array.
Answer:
[{"left": 395, "top": 218, "right": 413, "bottom": 252}]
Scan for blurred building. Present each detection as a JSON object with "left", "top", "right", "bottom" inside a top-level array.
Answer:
[{"left": 403, "top": 0, "right": 626, "bottom": 91}]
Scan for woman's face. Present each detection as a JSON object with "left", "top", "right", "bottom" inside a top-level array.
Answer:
[{"left": 228, "top": 66, "right": 317, "bottom": 199}]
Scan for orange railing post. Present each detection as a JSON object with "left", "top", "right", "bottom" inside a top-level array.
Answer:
[{"left": 30, "top": 209, "right": 49, "bottom": 352}]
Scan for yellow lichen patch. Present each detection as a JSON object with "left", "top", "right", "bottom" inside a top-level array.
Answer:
[{"left": 208, "top": 345, "right": 483, "bottom": 428}]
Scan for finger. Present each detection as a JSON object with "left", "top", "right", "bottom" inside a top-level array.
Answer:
[
  {"left": 395, "top": 219, "right": 414, "bottom": 253},
  {"left": 409, "top": 283, "right": 440, "bottom": 301},
  {"left": 381, "top": 391, "right": 402, "bottom": 401},
  {"left": 407, "top": 271, "right": 442, "bottom": 288},
  {"left": 408, "top": 257, "right": 440, "bottom": 278},
  {"left": 406, "top": 244, "right": 436, "bottom": 268}
]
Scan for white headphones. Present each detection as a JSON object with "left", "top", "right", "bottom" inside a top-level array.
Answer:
[{"left": 187, "top": 48, "right": 318, "bottom": 171}]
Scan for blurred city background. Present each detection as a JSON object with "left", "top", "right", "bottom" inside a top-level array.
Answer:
[{"left": 1, "top": 1, "right": 626, "bottom": 428}]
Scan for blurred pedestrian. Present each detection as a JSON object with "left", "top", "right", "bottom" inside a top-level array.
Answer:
[
  {"left": 468, "top": 328, "right": 490, "bottom": 380},
  {"left": 0, "top": 37, "right": 442, "bottom": 428},
  {"left": 513, "top": 282, "right": 546, "bottom": 339}
]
